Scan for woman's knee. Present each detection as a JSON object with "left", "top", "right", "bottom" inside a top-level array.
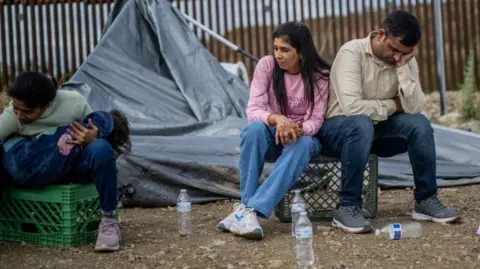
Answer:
[
  {"left": 288, "top": 136, "right": 320, "bottom": 156},
  {"left": 241, "top": 121, "right": 270, "bottom": 141}
]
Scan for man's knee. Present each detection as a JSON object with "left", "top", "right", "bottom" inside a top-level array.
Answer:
[
  {"left": 84, "top": 139, "right": 115, "bottom": 163},
  {"left": 409, "top": 114, "right": 433, "bottom": 136},
  {"left": 344, "top": 115, "right": 374, "bottom": 141}
]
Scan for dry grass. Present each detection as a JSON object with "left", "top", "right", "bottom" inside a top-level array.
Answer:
[{"left": 0, "top": 89, "right": 8, "bottom": 113}]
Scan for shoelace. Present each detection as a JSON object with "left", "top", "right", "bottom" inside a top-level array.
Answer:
[
  {"left": 423, "top": 196, "right": 446, "bottom": 210},
  {"left": 238, "top": 207, "right": 255, "bottom": 215},
  {"left": 342, "top": 206, "right": 363, "bottom": 220},
  {"left": 100, "top": 219, "right": 118, "bottom": 235},
  {"left": 233, "top": 202, "right": 245, "bottom": 211}
]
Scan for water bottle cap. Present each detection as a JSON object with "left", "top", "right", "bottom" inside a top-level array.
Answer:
[
  {"left": 180, "top": 189, "right": 187, "bottom": 193},
  {"left": 293, "top": 189, "right": 301, "bottom": 194}
]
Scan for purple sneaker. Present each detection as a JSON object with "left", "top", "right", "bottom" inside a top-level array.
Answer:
[{"left": 94, "top": 217, "right": 121, "bottom": 252}]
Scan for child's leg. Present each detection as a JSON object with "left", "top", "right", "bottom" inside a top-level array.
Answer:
[
  {"left": 2, "top": 132, "right": 77, "bottom": 187},
  {"left": 73, "top": 138, "right": 120, "bottom": 252}
]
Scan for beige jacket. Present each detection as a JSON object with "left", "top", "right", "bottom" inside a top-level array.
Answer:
[{"left": 326, "top": 32, "right": 426, "bottom": 121}]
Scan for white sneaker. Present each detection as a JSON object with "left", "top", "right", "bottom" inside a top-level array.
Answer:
[
  {"left": 229, "top": 207, "right": 264, "bottom": 240},
  {"left": 217, "top": 203, "right": 246, "bottom": 232}
]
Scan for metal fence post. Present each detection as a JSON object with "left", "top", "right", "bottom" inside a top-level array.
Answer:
[{"left": 433, "top": 0, "right": 447, "bottom": 115}]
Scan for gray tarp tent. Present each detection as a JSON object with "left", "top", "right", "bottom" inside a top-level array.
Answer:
[{"left": 62, "top": 0, "right": 480, "bottom": 207}]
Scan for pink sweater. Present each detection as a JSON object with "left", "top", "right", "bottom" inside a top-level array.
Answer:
[{"left": 246, "top": 55, "right": 329, "bottom": 136}]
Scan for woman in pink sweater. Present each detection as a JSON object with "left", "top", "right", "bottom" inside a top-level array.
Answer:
[{"left": 217, "top": 22, "right": 330, "bottom": 240}]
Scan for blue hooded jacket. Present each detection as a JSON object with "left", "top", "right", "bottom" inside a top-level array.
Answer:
[{"left": 2, "top": 111, "right": 114, "bottom": 187}]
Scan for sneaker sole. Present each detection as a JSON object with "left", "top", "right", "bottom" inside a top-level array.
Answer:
[
  {"left": 236, "top": 228, "right": 264, "bottom": 240},
  {"left": 332, "top": 219, "right": 373, "bottom": 234},
  {"left": 411, "top": 211, "right": 461, "bottom": 223},
  {"left": 240, "top": 229, "right": 263, "bottom": 240},
  {"left": 94, "top": 244, "right": 120, "bottom": 252},
  {"left": 217, "top": 222, "right": 230, "bottom": 232},
  {"left": 230, "top": 225, "right": 264, "bottom": 240}
]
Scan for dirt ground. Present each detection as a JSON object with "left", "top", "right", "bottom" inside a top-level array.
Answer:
[{"left": 1, "top": 186, "right": 480, "bottom": 269}]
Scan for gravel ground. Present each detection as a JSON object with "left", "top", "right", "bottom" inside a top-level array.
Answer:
[
  {"left": 0, "top": 91, "right": 479, "bottom": 269},
  {"left": 1, "top": 186, "right": 480, "bottom": 269}
]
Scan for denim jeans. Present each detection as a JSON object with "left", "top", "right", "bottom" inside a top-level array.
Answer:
[
  {"left": 67, "top": 139, "right": 118, "bottom": 213},
  {"left": 2, "top": 139, "right": 118, "bottom": 213},
  {"left": 317, "top": 113, "right": 437, "bottom": 207},
  {"left": 239, "top": 121, "right": 321, "bottom": 218}
]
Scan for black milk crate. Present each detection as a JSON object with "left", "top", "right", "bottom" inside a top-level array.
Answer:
[{"left": 275, "top": 154, "right": 379, "bottom": 222}]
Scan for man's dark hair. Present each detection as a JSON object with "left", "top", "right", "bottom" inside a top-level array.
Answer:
[
  {"left": 8, "top": 72, "right": 57, "bottom": 108},
  {"left": 380, "top": 10, "right": 421, "bottom": 47}
]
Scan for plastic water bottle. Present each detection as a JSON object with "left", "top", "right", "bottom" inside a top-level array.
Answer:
[
  {"left": 295, "top": 212, "right": 314, "bottom": 267},
  {"left": 375, "top": 222, "right": 422, "bottom": 240},
  {"left": 290, "top": 189, "right": 307, "bottom": 236},
  {"left": 177, "top": 189, "right": 192, "bottom": 236}
]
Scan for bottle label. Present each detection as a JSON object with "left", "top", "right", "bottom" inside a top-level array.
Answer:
[
  {"left": 291, "top": 203, "right": 306, "bottom": 213},
  {"left": 295, "top": 227, "right": 313, "bottom": 239},
  {"left": 177, "top": 202, "right": 191, "bottom": 213},
  {"left": 391, "top": 223, "right": 402, "bottom": 240}
]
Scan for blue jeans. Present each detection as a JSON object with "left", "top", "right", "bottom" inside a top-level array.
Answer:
[
  {"left": 239, "top": 121, "right": 321, "bottom": 218},
  {"left": 3, "top": 139, "right": 118, "bottom": 213},
  {"left": 317, "top": 113, "right": 437, "bottom": 207},
  {"left": 67, "top": 139, "right": 118, "bottom": 213}
]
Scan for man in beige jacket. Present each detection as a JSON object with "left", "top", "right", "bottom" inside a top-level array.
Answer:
[{"left": 318, "top": 10, "right": 460, "bottom": 234}]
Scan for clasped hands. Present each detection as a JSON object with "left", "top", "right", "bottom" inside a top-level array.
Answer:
[{"left": 267, "top": 114, "right": 303, "bottom": 146}]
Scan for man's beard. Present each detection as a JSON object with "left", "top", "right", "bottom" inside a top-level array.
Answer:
[{"left": 381, "top": 56, "right": 397, "bottom": 65}]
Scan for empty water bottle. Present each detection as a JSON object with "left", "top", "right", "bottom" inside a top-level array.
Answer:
[
  {"left": 177, "top": 189, "right": 192, "bottom": 236},
  {"left": 295, "top": 212, "right": 315, "bottom": 267},
  {"left": 375, "top": 222, "right": 422, "bottom": 240},
  {"left": 290, "top": 189, "right": 307, "bottom": 236}
]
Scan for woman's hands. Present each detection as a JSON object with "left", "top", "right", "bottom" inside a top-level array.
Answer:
[{"left": 268, "top": 114, "right": 303, "bottom": 146}]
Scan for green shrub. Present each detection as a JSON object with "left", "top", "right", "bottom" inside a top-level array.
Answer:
[{"left": 459, "top": 49, "right": 479, "bottom": 120}]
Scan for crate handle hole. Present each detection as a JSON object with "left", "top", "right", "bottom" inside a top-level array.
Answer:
[
  {"left": 20, "top": 223, "right": 39, "bottom": 233},
  {"left": 85, "top": 220, "right": 100, "bottom": 232}
]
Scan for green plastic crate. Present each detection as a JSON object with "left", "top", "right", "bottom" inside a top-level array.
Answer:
[{"left": 0, "top": 183, "right": 102, "bottom": 248}]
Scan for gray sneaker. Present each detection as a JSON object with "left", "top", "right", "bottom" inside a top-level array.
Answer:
[
  {"left": 94, "top": 217, "right": 121, "bottom": 252},
  {"left": 412, "top": 195, "right": 460, "bottom": 223},
  {"left": 332, "top": 206, "right": 373, "bottom": 233}
]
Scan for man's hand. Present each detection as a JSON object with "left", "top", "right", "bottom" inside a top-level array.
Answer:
[
  {"left": 396, "top": 46, "right": 419, "bottom": 68},
  {"left": 66, "top": 119, "right": 98, "bottom": 145}
]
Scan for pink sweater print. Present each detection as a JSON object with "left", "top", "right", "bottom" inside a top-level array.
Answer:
[{"left": 246, "top": 55, "right": 329, "bottom": 136}]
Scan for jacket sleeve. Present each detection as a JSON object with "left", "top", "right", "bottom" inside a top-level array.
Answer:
[
  {"left": 396, "top": 58, "right": 426, "bottom": 113},
  {"left": 301, "top": 79, "right": 329, "bottom": 136},
  {"left": 246, "top": 56, "right": 274, "bottom": 124},
  {"left": 0, "top": 105, "right": 20, "bottom": 141}
]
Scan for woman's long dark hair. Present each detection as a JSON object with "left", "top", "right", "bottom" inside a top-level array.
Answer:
[
  {"left": 272, "top": 22, "right": 331, "bottom": 116},
  {"left": 106, "top": 110, "right": 132, "bottom": 157}
]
